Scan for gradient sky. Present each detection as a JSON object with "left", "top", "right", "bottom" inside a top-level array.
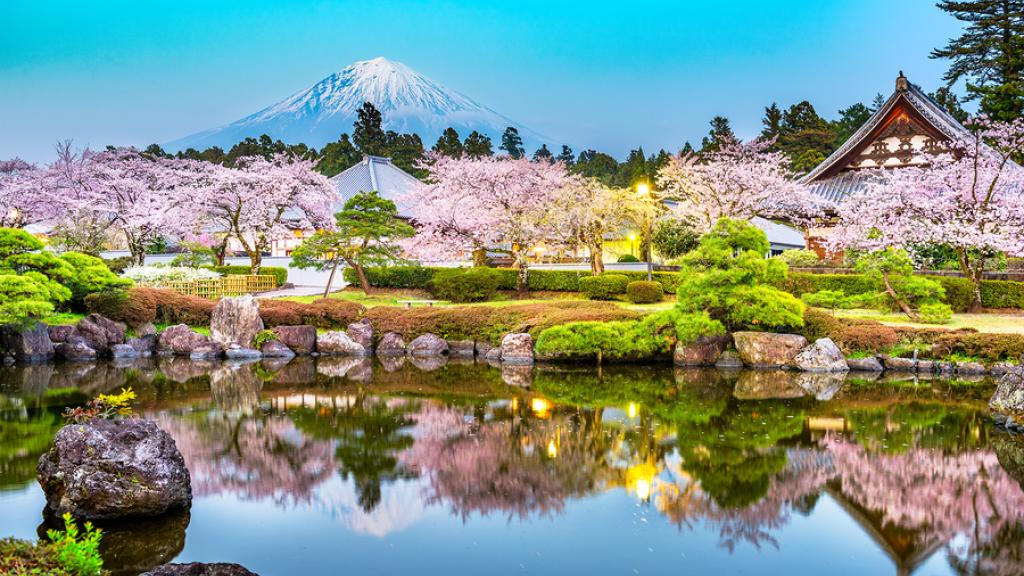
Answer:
[{"left": 1, "top": 0, "right": 967, "bottom": 162}]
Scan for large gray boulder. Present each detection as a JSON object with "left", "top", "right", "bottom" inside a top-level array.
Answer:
[
  {"left": 376, "top": 332, "right": 407, "bottom": 357},
  {"left": 128, "top": 334, "right": 158, "bottom": 356},
  {"left": 732, "top": 332, "right": 807, "bottom": 368},
  {"left": 47, "top": 324, "right": 75, "bottom": 344},
  {"left": 714, "top": 350, "right": 744, "bottom": 369},
  {"left": 882, "top": 355, "right": 917, "bottom": 372},
  {"left": 448, "top": 339, "right": 476, "bottom": 358},
  {"left": 846, "top": 356, "right": 884, "bottom": 372},
  {"left": 210, "top": 295, "right": 264, "bottom": 348},
  {"left": 793, "top": 338, "right": 849, "bottom": 372},
  {"left": 346, "top": 320, "right": 373, "bottom": 355},
  {"left": 259, "top": 340, "right": 295, "bottom": 359},
  {"left": 673, "top": 335, "right": 729, "bottom": 367},
  {"left": 143, "top": 563, "right": 258, "bottom": 576},
  {"left": 991, "top": 366, "right": 1024, "bottom": 427},
  {"left": 272, "top": 325, "right": 317, "bottom": 355},
  {"left": 75, "top": 314, "right": 126, "bottom": 356},
  {"left": 37, "top": 418, "right": 192, "bottom": 520},
  {"left": 408, "top": 334, "right": 449, "bottom": 357},
  {"left": 500, "top": 333, "right": 534, "bottom": 365},
  {"left": 317, "top": 331, "right": 366, "bottom": 356},
  {"left": 0, "top": 321, "right": 54, "bottom": 363},
  {"left": 158, "top": 325, "right": 212, "bottom": 356},
  {"left": 55, "top": 337, "right": 98, "bottom": 361}
]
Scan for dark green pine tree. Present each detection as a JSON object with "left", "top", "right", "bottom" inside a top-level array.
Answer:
[
  {"left": 700, "top": 116, "right": 736, "bottom": 153},
  {"left": 573, "top": 150, "right": 620, "bottom": 185},
  {"left": 760, "top": 103, "right": 784, "bottom": 145},
  {"left": 778, "top": 101, "right": 836, "bottom": 172},
  {"left": 384, "top": 131, "right": 426, "bottom": 178},
  {"left": 500, "top": 126, "right": 525, "bottom": 158},
  {"left": 931, "top": 0, "right": 1024, "bottom": 121},
  {"left": 353, "top": 101, "right": 388, "bottom": 155},
  {"left": 930, "top": 86, "right": 971, "bottom": 122},
  {"left": 432, "top": 127, "right": 464, "bottom": 157},
  {"left": 871, "top": 93, "right": 886, "bottom": 111},
  {"left": 679, "top": 142, "right": 695, "bottom": 156},
  {"left": 317, "top": 134, "right": 362, "bottom": 177},
  {"left": 556, "top": 144, "right": 575, "bottom": 165},
  {"left": 532, "top": 144, "right": 553, "bottom": 163},
  {"left": 833, "top": 102, "right": 873, "bottom": 144},
  {"left": 142, "top": 144, "right": 171, "bottom": 158},
  {"left": 463, "top": 131, "right": 494, "bottom": 158}
]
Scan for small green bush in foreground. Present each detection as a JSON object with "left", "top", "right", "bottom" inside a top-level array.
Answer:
[
  {"left": 626, "top": 280, "right": 664, "bottom": 304},
  {"left": 579, "top": 274, "right": 629, "bottom": 300}
]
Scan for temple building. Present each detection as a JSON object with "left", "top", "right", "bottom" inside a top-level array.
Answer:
[{"left": 801, "top": 72, "right": 973, "bottom": 258}]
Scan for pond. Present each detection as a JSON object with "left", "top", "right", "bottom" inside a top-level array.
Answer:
[{"left": 1, "top": 358, "right": 1023, "bottom": 576}]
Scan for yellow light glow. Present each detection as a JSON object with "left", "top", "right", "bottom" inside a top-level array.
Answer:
[
  {"left": 531, "top": 242, "right": 547, "bottom": 254},
  {"left": 636, "top": 182, "right": 650, "bottom": 196},
  {"left": 627, "top": 402, "right": 637, "bottom": 419},
  {"left": 628, "top": 234, "right": 637, "bottom": 242},
  {"left": 293, "top": 230, "right": 303, "bottom": 238},
  {"left": 530, "top": 397, "right": 551, "bottom": 415},
  {"left": 635, "top": 478, "right": 651, "bottom": 501},
  {"left": 510, "top": 397, "right": 519, "bottom": 412},
  {"left": 547, "top": 440, "right": 558, "bottom": 458}
]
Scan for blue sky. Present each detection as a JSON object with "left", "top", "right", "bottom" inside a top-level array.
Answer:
[{"left": 1, "top": 0, "right": 965, "bottom": 162}]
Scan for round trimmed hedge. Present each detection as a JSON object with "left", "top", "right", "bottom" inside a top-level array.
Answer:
[
  {"left": 626, "top": 280, "right": 664, "bottom": 304},
  {"left": 579, "top": 274, "right": 630, "bottom": 300}
]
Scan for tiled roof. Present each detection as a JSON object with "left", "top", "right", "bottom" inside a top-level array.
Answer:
[
  {"left": 329, "top": 155, "right": 420, "bottom": 217},
  {"left": 801, "top": 73, "right": 974, "bottom": 201}
]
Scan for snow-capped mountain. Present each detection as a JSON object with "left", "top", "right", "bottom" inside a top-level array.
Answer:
[{"left": 166, "top": 57, "right": 551, "bottom": 153}]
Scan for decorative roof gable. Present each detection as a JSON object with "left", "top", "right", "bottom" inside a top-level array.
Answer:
[{"left": 801, "top": 73, "right": 972, "bottom": 196}]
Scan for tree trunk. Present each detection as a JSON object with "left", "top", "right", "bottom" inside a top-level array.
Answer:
[
  {"left": 957, "top": 247, "right": 984, "bottom": 313},
  {"left": 587, "top": 238, "right": 605, "bottom": 275},
  {"left": 472, "top": 248, "right": 488, "bottom": 267},
  {"left": 514, "top": 252, "right": 528, "bottom": 293},
  {"left": 322, "top": 258, "right": 340, "bottom": 299},
  {"left": 247, "top": 250, "right": 262, "bottom": 275},
  {"left": 128, "top": 240, "right": 146, "bottom": 267},
  {"left": 351, "top": 262, "right": 370, "bottom": 293},
  {"left": 881, "top": 272, "right": 918, "bottom": 320}
]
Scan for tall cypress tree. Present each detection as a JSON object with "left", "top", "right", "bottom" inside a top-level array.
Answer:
[
  {"left": 931, "top": 0, "right": 1024, "bottom": 120},
  {"left": 463, "top": 131, "right": 494, "bottom": 158},
  {"left": 432, "top": 127, "right": 464, "bottom": 157},
  {"left": 500, "top": 127, "right": 525, "bottom": 158},
  {"left": 353, "top": 102, "right": 388, "bottom": 155}
]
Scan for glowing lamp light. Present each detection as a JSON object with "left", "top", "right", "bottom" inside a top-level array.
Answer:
[
  {"left": 628, "top": 234, "right": 637, "bottom": 242},
  {"left": 530, "top": 397, "right": 551, "bottom": 416},
  {"left": 636, "top": 182, "right": 651, "bottom": 197},
  {"left": 547, "top": 440, "right": 558, "bottom": 458},
  {"left": 627, "top": 402, "right": 637, "bottom": 419},
  {"left": 635, "top": 478, "right": 651, "bottom": 501}
]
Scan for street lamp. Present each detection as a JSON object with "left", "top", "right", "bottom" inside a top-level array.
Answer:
[
  {"left": 628, "top": 233, "right": 637, "bottom": 257},
  {"left": 635, "top": 182, "right": 653, "bottom": 281}
]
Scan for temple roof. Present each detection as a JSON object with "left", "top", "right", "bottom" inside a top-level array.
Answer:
[
  {"left": 801, "top": 72, "right": 973, "bottom": 200},
  {"left": 329, "top": 155, "right": 420, "bottom": 218}
]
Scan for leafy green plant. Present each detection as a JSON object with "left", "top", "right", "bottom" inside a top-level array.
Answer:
[
  {"left": 254, "top": 329, "right": 279, "bottom": 349},
  {"left": 58, "top": 252, "right": 132, "bottom": 310},
  {"left": 651, "top": 217, "right": 700, "bottom": 260},
  {"left": 854, "top": 248, "right": 946, "bottom": 320},
  {"left": 800, "top": 289, "right": 846, "bottom": 315},
  {"left": 62, "top": 387, "right": 136, "bottom": 423},
  {"left": 616, "top": 253, "right": 640, "bottom": 263},
  {"left": 625, "top": 280, "right": 664, "bottom": 303},
  {"left": 776, "top": 249, "right": 823, "bottom": 268},
  {"left": 918, "top": 302, "right": 953, "bottom": 324},
  {"left": 46, "top": 513, "right": 104, "bottom": 576},
  {"left": 674, "top": 218, "right": 804, "bottom": 343},
  {"left": 0, "top": 228, "right": 75, "bottom": 325},
  {"left": 579, "top": 274, "right": 629, "bottom": 300},
  {"left": 426, "top": 267, "right": 503, "bottom": 302},
  {"left": 169, "top": 241, "right": 214, "bottom": 268}
]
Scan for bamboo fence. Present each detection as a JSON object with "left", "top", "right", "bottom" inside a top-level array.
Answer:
[{"left": 140, "top": 274, "right": 277, "bottom": 299}]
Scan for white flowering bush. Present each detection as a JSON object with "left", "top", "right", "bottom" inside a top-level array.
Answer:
[{"left": 121, "top": 265, "right": 221, "bottom": 286}]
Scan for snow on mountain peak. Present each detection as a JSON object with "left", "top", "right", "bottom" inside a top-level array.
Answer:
[{"left": 166, "top": 57, "right": 551, "bottom": 153}]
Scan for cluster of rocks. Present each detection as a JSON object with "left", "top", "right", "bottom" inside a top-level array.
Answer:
[{"left": 673, "top": 330, "right": 1012, "bottom": 376}]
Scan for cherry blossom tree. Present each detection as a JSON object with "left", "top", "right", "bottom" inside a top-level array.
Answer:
[
  {"left": 201, "top": 154, "right": 335, "bottom": 273},
  {"left": 406, "top": 154, "right": 569, "bottom": 291},
  {"left": 0, "top": 157, "right": 45, "bottom": 227},
  {"left": 549, "top": 177, "right": 631, "bottom": 274},
  {"left": 657, "top": 137, "right": 823, "bottom": 232},
  {"left": 829, "top": 117, "right": 1024, "bottom": 311}
]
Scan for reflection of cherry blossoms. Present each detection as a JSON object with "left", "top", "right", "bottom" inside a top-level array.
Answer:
[
  {"left": 400, "top": 404, "right": 608, "bottom": 521},
  {"left": 156, "top": 413, "right": 335, "bottom": 507},
  {"left": 823, "top": 436, "right": 1024, "bottom": 575}
]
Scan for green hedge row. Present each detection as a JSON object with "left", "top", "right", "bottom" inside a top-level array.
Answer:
[
  {"left": 777, "top": 272, "right": 1024, "bottom": 311},
  {"left": 345, "top": 266, "right": 683, "bottom": 293},
  {"left": 212, "top": 265, "right": 288, "bottom": 286}
]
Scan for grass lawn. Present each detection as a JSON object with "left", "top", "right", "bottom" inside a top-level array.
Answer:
[
  {"left": 834, "top": 308, "right": 1024, "bottom": 334},
  {"left": 40, "top": 311, "right": 85, "bottom": 326},
  {"left": 278, "top": 287, "right": 676, "bottom": 312}
]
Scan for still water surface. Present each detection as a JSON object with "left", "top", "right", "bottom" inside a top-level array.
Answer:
[{"left": 1, "top": 357, "right": 1022, "bottom": 576}]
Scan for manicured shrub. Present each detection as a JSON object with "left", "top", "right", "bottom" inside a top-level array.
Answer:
[
  {"left": 919, "top": 302, "right": 953, "bottom": 324},
  {"left": 652, "top": 217, "right": 700, "bottom": 260},
  {"left": 534, "top": 309, "right": 680, "bottom": 362},
  {"left": 626, "top": 280, "right": 664, "bottom": 303},
  {"left": 579, "top": 274, "right": 629, "bottom": 300},
  {"left": 931, "top": 332, "right": 1024, "bottom": 362},
  {"left": 980, "top": 280, "right": 1024, "bottom": 308},
  {"left": 617, "top": 254, "right": 640, "bottom": 263},
  {"left": 427, "top": 267, "right": 503, "bottom": 302},
  {"left": 255, "top": 298, "right": 365, "bottom": 328},
  {"left": 776, "top": 249, "right": 822, "bottom": 268},
  {"left": 212, "top": 265, "right": 288, "bottom": 286},
  {"left": 59, "top": 252, "right": 132, "bottom": 310},
  {"left": 343, "top": 265, "right": 438, "bottom": 289},
  {"left": 800, "top": 290, "right": 846, "bottom": 314},
  {"left": 798, "top": 308, "right": 899, "bottom": 354},
  {"left": 102, "top": 256, "right": 133, "bottom": 274},
  {"left": 525, "top": 269, "right": 585, "bottom": 291}
]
